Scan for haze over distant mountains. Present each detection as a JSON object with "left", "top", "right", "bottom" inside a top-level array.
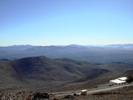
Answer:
[{"left": 0, "top": 44, "right": 133, "bottom": 63}]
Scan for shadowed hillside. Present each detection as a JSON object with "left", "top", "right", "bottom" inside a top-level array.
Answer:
[
  {"left": 0, "top": 56, "right": 110, "bottom": 91},
  {"left": 0, "top": 56, "right": 133, "bottom": 92},
  {"left": 124, "top": 70, "right": 133, "bottom": 77}
]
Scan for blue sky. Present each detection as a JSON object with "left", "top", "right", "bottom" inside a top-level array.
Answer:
[{"left": 0, "top": 0, "right": 133, "bottom": 46}]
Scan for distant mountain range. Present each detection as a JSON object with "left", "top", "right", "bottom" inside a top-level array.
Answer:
[
  {"left": 0, "top": 44, "right": 133, "bottom": 63},
  {"left": 106, "top": 44, "right": 133, "bottom": 48}
]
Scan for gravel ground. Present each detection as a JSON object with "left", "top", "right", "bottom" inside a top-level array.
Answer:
[
  {"left": 61, "top": 86, "right": 133, "bottom": 100},
  {"left": 0, "top": 86, "right": 133, "bottom": 100}
]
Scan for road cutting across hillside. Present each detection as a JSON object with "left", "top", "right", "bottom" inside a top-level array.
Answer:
[{"left": 54, "top": 83, "right": 133, "bottom": 97}]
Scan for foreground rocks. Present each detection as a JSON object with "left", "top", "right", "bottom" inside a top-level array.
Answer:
[
  {"left": 0, "top": 86, "right": 133, "bottom": 100},
  {"left": 0, "top": 91, "right": 59, "bottom": 100}
]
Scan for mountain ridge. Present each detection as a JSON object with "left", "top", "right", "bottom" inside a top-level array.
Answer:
[
  {"left": 0, "top": 56, "right": 111, "bottom": 91},
  {"left": 0, "top": 44, "right": 133, "bottom": 63},
  {"left": 0, "top": 56, "right": 133, "bottom": 92}
]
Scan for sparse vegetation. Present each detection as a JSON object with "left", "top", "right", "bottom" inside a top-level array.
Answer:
[
  {"left": 126, "top": 76, "right": 133, "bottom": 83},
  {"left": 1, "top": 86, "right": 133, "bottom": 100}
]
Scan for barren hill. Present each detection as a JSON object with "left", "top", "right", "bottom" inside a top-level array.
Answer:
[
  {"left": 0, "top": 56, "right": 133, "bottom": 92},
  {"left": 0, "top": 56, "right": 109, "bottom": 91}
]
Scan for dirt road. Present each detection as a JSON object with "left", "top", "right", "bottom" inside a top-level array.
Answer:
[{"left": 54, "top": 83, "right": 133, "bottom": 96}]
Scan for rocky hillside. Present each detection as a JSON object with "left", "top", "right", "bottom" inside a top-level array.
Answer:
[
  {"left": 0, "top": 56, "right": 109, "bottom": 90},
  {"left": 0, "top": 56, "right": 133, "bottom": 92},
  {"left": 124, "top": 70, "right": 133, "bottom": 77}
]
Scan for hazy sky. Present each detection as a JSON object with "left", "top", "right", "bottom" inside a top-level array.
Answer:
[{"left": 0, "top": 0, "right": 133, "bottom": 46}]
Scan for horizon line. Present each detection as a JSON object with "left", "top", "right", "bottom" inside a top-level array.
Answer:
[{"left": 1, "top": 43, "right": 133, "bottom": 47}]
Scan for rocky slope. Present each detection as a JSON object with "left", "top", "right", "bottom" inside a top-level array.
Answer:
[{"left": 0, "top": 56, "right": 110, "bottom": 91}]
